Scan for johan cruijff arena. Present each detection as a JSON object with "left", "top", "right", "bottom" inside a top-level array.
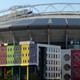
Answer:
[{"left": 0, "top": 3, "right": 80, "bottom": 80}]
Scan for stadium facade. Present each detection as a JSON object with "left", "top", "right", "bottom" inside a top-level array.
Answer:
[{"left": 0, "top": 3, "right": 80, "bottom": 80}]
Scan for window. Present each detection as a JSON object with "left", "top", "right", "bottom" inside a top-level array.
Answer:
[
  {"left": 64, "top": 54, "right": 70, "bottom": 61},
  {"left": 56, "top": 54, "right": 57, "bottom": 58},
  {"left": 51, "top": 54, "right": 53, "bottom": 58},
  {"left": 26, "top": 53, "right": 27, "bottom": 56},
  {"left": 64, "top": 64, "right": 71, "bottom": 71},
  {"left": 49, "top": 60, "right": 50, "bottom": 64},
  {"left": 25, "top": 60, "right": 26, "bottom": 63},
  {"left": 49, "top": 73, "right": 50, "bottom": 77},
  {"left": 31, "top": 46, "right": 34, "bottom": 51},
  {"left": 56, "top": 67, "right": 57, "bottom": 71},
  {"left": 64, "top": 74, "right": 71, "bottom": 80},
  {"left": 51, "top": 60, "right": 53, "bottom": 64},
  {"left": 23, "top": 60, "right": 24, "bottom": 63},
  {"left": 56, "top": 61, "right": 57, "bottom": 65},
  {"left": 10, "top": 48, "right": 12, "bottom": 51},
  {"left": 58, "top": 73, "right": 60, "bottom": 77},
  {"left": 54, "top": 54, "right": 55, "bottom": 58},
  {"left": 56, "top": 73, "right": 57, "bottom": 77},
  {"left": 49, "top": 54, "right": 50, "bottom": 58},
  {"left": 23, "top": 47, "right": 27, "bottom": 50},
  {"left": 8, "top": 49, "right": 9, "bottom": 51},
  {"left": 54, "top": 67, "right": 55, "bottom": 71},
  {"left": 11, "top": 61, "right": 12, "bottom": 64},
  {"left": 58, "top": 67, "right": 60, "bottom": 71},
  {"left": 49, "top": 67, "right": 50, "bottom": 71},
  {"left": 54, "top": 61, "right": 55, "bottom": 65},
  {"left": 54, "top": 73, "right": 55, "bottom": 77},
  {"left": 54, "top": 48, "right": 55, "bottom": 52}
]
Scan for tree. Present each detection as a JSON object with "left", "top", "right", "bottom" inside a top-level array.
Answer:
[
  {"left": 3, "top": 70, "right": 12, "bottom": 80},
  {"left": 30, "top": 72, "right": 40, "bottom": 80}
]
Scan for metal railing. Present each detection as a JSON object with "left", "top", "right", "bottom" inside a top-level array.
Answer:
[{"left": 0, "top": 3, "right": 80, "bottom": 21}]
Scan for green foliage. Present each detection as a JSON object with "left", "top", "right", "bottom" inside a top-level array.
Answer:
[
  {"left": 30, "top": 72, "right": 40, "bottom": 80},
  {"left": 3, "top": 70, "right": 12, "bottom": 80}
]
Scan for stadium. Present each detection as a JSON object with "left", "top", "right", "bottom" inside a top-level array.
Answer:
[{"left": 0, "top": 3, "right": 80, "bottom": 80}]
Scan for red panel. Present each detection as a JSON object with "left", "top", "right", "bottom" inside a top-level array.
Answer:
[
  {"left": 71, "top": 50, "right": 80, "bottom": 80},
  {"left": 0, "top": 46, "right": 7, "bottom": 67}
]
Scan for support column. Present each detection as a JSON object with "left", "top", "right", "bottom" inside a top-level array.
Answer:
[
  {"left": 48, "top": 29, "right": 50, "bottom": 44},
  {"left": 35, "top": 66, "right": 37, "bottom": 73},
  {"left": 19, "top": 67, "right": 21, "bottom": 80},
  {"left": 4, "top": 67, "right": 6, "bottom": 76},
  {"left": 35, "top": 66, "right": 37, "bottom": 80},
  {"left": 11, "top": 67, "right": 13, "bottom": 76},
  {"left": 65, "top": 18, "right": 69, "bottom": 49},
  {"left": 27, "top": 66, "right": 29, "bottom": 80},
  {"left": 65, "top": 25, "right": 69, "bottom": 49}
]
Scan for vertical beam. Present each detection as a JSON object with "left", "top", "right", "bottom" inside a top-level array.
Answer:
[
  {"left": 13, "top": 36, "right": 15, "bottom": 45},
  {"left": 27, "top": 26, "right": 32, "bottom": 41},
  {"left": 65, "top": 25, "right": 69, "bottom": 49},
  {"left": 48, "top": 29, "right": 50, "bottom": 44},
  {"left": 19, "top": 67, "right": 21, "bottom": 80},
  {"left": 47, "top": 25, "right": 50, "bottom": 45},
  {"left": 4, "top": 67, "right": 6, "bottom": 76},
  {"left": 11, "top": 67, "right": 13, "bottom": 76},
  {"left": 65, "top": 19, "right": 69, "bottom": 49},
  {"left": 35, "top": 66, "right": 37, "bottom": 80},
  {"left": 27, "top": 66, "right": 29, "bottom": 80}
]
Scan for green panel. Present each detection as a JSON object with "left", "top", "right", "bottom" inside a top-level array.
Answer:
[
  {"left": 6, "top": 45, "right": 14, "bottom": 66},
  {"left": 14, "top": 45, "right": 21, "bottom": 66},
  {"left": 11, "top": 67, "right": 13, "bottom": 75}
]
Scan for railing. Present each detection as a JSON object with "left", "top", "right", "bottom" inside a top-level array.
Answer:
[{"left": 0, "top": 3, "right": 80, "bottom": 21}]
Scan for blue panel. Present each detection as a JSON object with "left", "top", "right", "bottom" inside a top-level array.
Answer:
[
  {"left": 15, "top": 19, "right": 34, "bottom": 25},
  {"left": 30, "top": 18, "right": 48, "bottom": 25},
  {"left": 0, "top": 21, "right": 17, "bottom": 26},
  {"left": 52, "top": 18, "right": 66, "bottom": 25},
  {"left": 67, "top": 18, "right": 80, "bottom": 25},
  {"left": 29, "top": 44, "right": 37, "bottom": 65}
]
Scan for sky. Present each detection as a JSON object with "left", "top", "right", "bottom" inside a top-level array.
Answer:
[{"left": 0, "top": 0, "right": 80, "bottom": 11}]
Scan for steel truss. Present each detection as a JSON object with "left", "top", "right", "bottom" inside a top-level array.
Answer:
[{"left": 0, "top": 3, "right": 80, "bottom": 21}]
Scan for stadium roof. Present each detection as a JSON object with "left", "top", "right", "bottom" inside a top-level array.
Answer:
[
  {"left": 0, "top": 15, "right": 80, "bottom": 30},
  {"left": 0, "top": 14, "right": 80, "bottom": 47}
]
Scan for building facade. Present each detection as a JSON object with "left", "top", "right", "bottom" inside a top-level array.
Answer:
[
  {"left": 0, "top": 43, "right": 61, "bottom": 80},
  {"left": 61, "top": 49, "right": 71, "bottom": 80}
]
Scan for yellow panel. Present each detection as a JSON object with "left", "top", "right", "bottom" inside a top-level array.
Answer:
[
  {"left": 27, "top": 66, "right": 29, "bottom": 80},
  {"left": 21, "top": 44, "right": 29, "bottom": 66}
]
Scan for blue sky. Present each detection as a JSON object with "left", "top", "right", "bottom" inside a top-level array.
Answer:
[{"left": 0, "top": 0, "right": 80, "bottom": 10}]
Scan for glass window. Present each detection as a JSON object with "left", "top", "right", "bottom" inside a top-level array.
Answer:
[
  {"left": 54, "top": 61, "right": 55, "bottom": 65},
  {"left": 64, "top": 64, "right": 71, "bottom": 71},
  {"left": 56, "top": 61, "right": 57, "bottom": 65},
  {"left": 51, "top": 60, "right": 53, "bottom": 64},
  {"left": 56, "top": 54, "right": 57, "bottom": 58},
  {"left": 49, "top": 67, "right": 50, "bottom": 71},
  {"left": 54, "top": 67, "right": 55, "bottom": 71},
  {"left": 54, "top": 54, "right": 55, "bottom": 58},
  {"left": 54, "top": 73, "right": 55, "bottom": 77},
  {"left": 58, "top": 73, "right": 60, "bottom": 77},
  {"left": 49, "top": 54, "right": 50, "bottom": 58},
  {"left": 64, "top": 54, "right": 70, "bottom": 61},
  {"left": 64, "top": 74, "right": 71, "bottom": 80},
  {"left": 49, "top": 73, "right": 50, "bottom": 77},
  {"left": 56, "top": 73, "right": 57, "bottom": 77},
  {"left": 56, "top": 67, "right": 57, "bottom": 71},
  {"left": 26, "top": 53, "right": 27, "bottom": 56}
]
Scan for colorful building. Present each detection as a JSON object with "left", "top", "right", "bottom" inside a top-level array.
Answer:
[{"left": 0, "top": 43, "right": 61, "bottom": 80}]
